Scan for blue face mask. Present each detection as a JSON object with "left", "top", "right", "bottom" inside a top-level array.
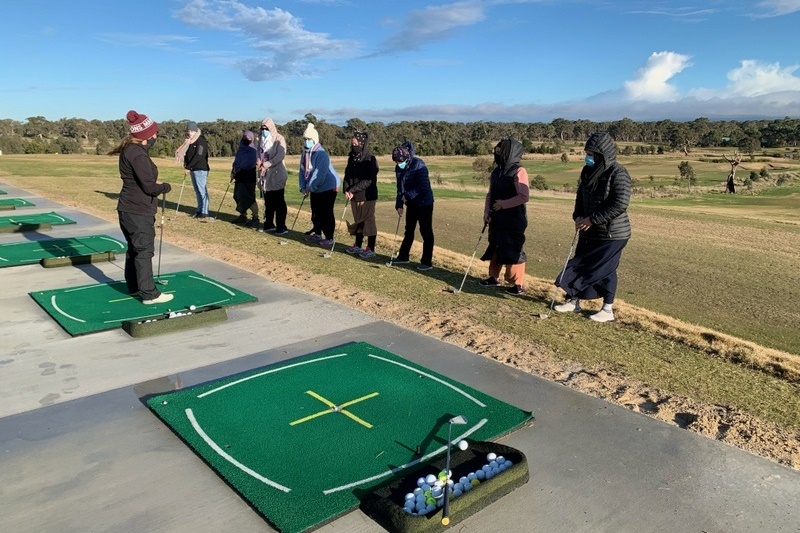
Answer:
[
  {"left": 304, "top": 139, "right": 315, "bottom": 150},
  {"left": 398, "top": 161, "right": 408, "bottom": 170},
  {"left": 261, "top": 130, "right": 270, "bottom": 139},
  {"left": 584, "top": 154, "right": 595, "bottom": 167}
]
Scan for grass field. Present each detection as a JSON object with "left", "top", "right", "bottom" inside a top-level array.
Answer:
[{"left": 1, "top": 153, "right": 799, "bottom": 467}]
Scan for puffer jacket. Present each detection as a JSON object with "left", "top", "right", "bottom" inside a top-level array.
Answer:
[{"left": 573, "top": 132, "right": 631, "bottom": 241}]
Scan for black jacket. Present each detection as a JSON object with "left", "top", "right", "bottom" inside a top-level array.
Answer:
[
  {"left": 184, "top": 135, "right": 210, "bottom": 171},
  {"left": 344, "top": 135, "right": 379, "bottom": 202},
  {"left": 574, "top": 132, "right": 631, "bottom": 241},
  {"left": 117, "top": 143, "right": 170, "bottom": 216}
]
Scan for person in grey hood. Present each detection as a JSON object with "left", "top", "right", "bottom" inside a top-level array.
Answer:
[{"left": 554, "top": 132, "right": 631, "bottom": 322}]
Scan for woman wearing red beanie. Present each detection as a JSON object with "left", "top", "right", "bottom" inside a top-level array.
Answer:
[{"left": 109, "top": 110, "right": 173, "bottom": 305}]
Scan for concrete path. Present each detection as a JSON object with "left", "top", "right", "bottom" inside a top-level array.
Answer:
[{"left": 1, "top": 183, "right": 798, "bottom": 533}]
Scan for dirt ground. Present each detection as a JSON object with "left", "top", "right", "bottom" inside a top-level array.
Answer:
[{"left": 164, "top": 230, "right": 800, "bottom": 470}]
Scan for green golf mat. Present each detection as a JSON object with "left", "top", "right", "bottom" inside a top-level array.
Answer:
[
  {"left": 0, "top": 189, "right": 6, "bottom": 194},
  {"left": 0, "top": 211, "right": 75, "bottom": 232},
  {"left": 29, "top": 269, "right": 257, "bottom": 336},
  {"left": 145, "top": 342, "right": 533, "bottom": 533},
  {"left": 0, "top": 234, "right": 125, "bottom": 268},
  {"left": 0, "top": 198, "right": 34, "bottom": 210}
]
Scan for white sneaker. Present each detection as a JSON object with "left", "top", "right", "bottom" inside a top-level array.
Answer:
[
  {"left": 554, "top": 299, "right": 580, "bottom": 313},
  {"left": 589, "top": 309, "right": 615, "bottom": 322},
  {"left": 143, "top": 292, "right": 174, "bottom": 305}
]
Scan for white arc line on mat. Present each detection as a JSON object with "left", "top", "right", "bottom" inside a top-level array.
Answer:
[
  {"left": 322, "top": 419, "right": 488, "bottom": 495},
  {"left": 190, "top": 275, "right": 236, "bottom": 296},
  {"left": 197, "top": 353, "right": 349, "bottom": 398},
  {"left": 185, "top": 408, "right": 291, "bottom": 493},
  {"left": 51, "top": 295, "right": 85, "bottom": 323},
  {"left": 367, "top": 354, "right": 486, "bottom": 407}
]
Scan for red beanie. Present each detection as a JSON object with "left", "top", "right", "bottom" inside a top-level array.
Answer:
[{"left": 126, "top": 110, "right": 159, "bottom": 140}]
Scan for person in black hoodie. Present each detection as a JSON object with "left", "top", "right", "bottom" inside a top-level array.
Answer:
[
  {"left": 554, "top": 132, "right": 632, "bottom": 322},
  {"left": 392, "top": 141, "right": 435, "bottom": 270},
  {"left": 183, "top": 121, "right": 210, "bottom": 219},
  {"left": 479, "top": 137, "right": 530, "bottom": 295},
  {"left": 109, "top": 110, "right": 173, "bottom": 305},
  {"left": 343, "top": 131, "right": 379, "bottom": 258}
]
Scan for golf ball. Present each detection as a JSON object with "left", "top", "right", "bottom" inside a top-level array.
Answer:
[
  {"left": 425, "top": 474, "right": 437, "bottom": 485},
  {"left": 463, "top": 482, "right": 473, "bottom": 491},
  {"left": 496, "top": 455, "right": 505, "bottom": 464},
  {"left": 487, "top": 452, "right": 497, "bottom": 461},
  {"left": 405, "top": 493, "right": 415, "bottom": 501},
  {"left": 457, "top": 439, "right": 468, "bottom": 451},
  {"left": 189, "top": 305, "right": 196, "bottom": 311},
  {"left": 475, "top": 469, "right": 486, "bottom": 480},
  {"left": 417, "top": 477, "right": 425, "bottom": 488},
  {"left": 467, "top": 472, "right": 477, "bottom": 481}
]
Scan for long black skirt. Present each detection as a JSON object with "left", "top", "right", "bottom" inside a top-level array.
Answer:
[
  {"left": 556, "top": 236, "right": 628, "bottom": 301},
  {"left": 233, "top": 168, "right": 257, "bottom": 213}
]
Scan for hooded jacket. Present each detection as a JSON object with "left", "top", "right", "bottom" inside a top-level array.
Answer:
[
  {"left": 257, "top": 118, "right": 288, "bottom": 192},
  {"left": 574, "top": 132, "right": 631, "bottom": 241},
  {"left": 394, "top": 141, "right": 434, "bottom": 210},
  {"left": 299, "top": 143, "right": 340, "bottom": 194},
  {"left": 343, "top": 132, "right": 379, "bottom": 202}
]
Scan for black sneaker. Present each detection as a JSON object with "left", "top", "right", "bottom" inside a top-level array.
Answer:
[
  {"left": 391, "top": 258, "right": 410, "bottom": 264},
  {"left": 231, "top": 215, "right": 248, "bottom": 225},
  {"left": 479, "top": 276, "right": 499, "bottom": 286},
  {"left": 304, "top": 229, "right": 316, "bottom": 236},
  {"left": 274, "top": 228, "right": 288, "bottom": 235},
  {"left": 248, "top": 218, "right": 260, "bottom": 227},
  {"left": 506, "top": 284, "right": 525, "bottom": 296},
  {"left": 416, "top": 264, "right": 433, "bottom": 271}
]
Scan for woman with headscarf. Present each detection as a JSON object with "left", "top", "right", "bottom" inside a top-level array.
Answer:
[
  {"left": 109, "top": 110, "right": 173, "bottom": 305},
  {"left": 554, "top": 132, "right": 632, "bottom": 322},
  {"left": 230, "top": 130, "right": 259, "bottom": 226},
  {"left": 299, "top": 123, "right": 340, "bottom": 246},
  {"left": 257, "top": 118, "right": 289, "bottom": 234},
  {"left": 479, "top": 137, "right": 529, "bottom": 295},
  {"left": 343, "top": 131, "right": 379, "bottom": 258},
  {"left": 392, "top": 141, "right": 435, "bottom": 270}
]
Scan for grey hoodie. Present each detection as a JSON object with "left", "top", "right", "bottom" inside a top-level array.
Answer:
[{"left": 257, "top": 118, "right": 288, "bottom": 192}]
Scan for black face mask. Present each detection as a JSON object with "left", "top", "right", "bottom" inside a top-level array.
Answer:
[
  {"left": 242, "top": 138, "right": 251, "bottom": 145},
  {"left": 351, "top": 145, "right": 362, "bottom": 154},
  {"left": 145, "top": 137, "right": 158, "bottom": 151}
]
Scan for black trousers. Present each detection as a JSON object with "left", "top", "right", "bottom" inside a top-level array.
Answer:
[
  {"left": 310, "top": 190, "right": 337, "bottom": 239},
  {"left": 398, "top": 203, "right": 434, "bottom": 266},
  {"left": 118, "top": 211, "right": 160, "bottom": 300},
  {"left": 263, "top": 188, "right": 287, "bottom": 231}
]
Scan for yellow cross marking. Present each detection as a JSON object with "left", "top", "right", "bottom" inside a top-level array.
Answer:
[{"left": 290, "top": 390, "right": 379, "bottom": 429}]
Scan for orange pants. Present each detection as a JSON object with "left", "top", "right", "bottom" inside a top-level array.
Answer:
[{"left": 488, "top": 254, "right": 526, "bottom": 286}]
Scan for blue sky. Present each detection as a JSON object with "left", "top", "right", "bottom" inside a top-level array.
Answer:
[{"left": 1, "top": 0, "right": 799, "bottom": 124}]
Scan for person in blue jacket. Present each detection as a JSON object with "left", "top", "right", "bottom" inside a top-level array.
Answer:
[
  {"left": 299, "top": 123, "right": 340, "bottom": 246},
  {"left": 392, "top": 141, "right": 435, "bottom": 270}
]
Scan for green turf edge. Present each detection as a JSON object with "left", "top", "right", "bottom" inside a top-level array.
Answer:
[
  {"left": 122, "top": 306, "right": 227, "bottom": 338},
  {"left": 360, "top": 441, "right": 529, "bottom": 533},
  {"left": 40, "top": 252, "right": 116, "bottom": 268},
  {"left": 0, "top": 222, "right": 52, "bottom": 234}
]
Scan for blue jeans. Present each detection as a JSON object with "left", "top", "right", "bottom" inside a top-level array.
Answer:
[{"left": 190, "top": 170, "right": 209, "bottom": 214}]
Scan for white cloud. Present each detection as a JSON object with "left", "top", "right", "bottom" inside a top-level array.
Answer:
[
  {"left": 624, "top": 51, "right": 691, "bottom": 101},
  {"left": 174, "top": 0, "right": 359, "bottom": 80},
  {"left": 725, "top": 60, "right": 800, "bottom": 96},
  {"left": 94, "top": 33, "right": 197, "bottom": 48},
  {"left": 378, "top": 1, "right": 486, "bottom": 54},
  {"left": 754, "top": 0, "right": 800, "bottom": 17}
]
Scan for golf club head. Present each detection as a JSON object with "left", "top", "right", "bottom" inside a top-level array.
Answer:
[
  {"left": 537, "top": 312, "right": 551, "bottom": 319},
  {"left": 449, "top": 415, "right": 468, "bottom": 425},
  {"left": 322, "top": 252, "right": 332, "bottom": 258},
  {"left": 384, "top": 261, "right": 393, "bottom": 267},
  {"left": 278, "top": 241, "right": 288, "bottom": 246}
]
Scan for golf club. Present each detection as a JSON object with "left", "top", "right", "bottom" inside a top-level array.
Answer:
[
  {"left": 538, "top": 230, "right": 580, "bottom": 319},
  {"left": 322, "top": 198, "right": 349, "bottom": 258},
  {"left": 384, "top": 213, "right": 403, "bottom": 267},
  {"left": 279, "top": 194, "right": 306, "bottom": 245},
  {"left": 214, "top": 180, "right": 232, "bottom": 220},
  {"left": 156, "top": 192, "right": 168, "bottom": 286},
  {"left": 447, "top": 222, "right": 488, "bottom": 293},
  {"left": 175, "top": 175, "right": 187, "bottom": 213},
  {"left": 441, "top": 415, "right": 468, "bottom": 527}
]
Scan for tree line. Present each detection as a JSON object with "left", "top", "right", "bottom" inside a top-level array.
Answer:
[{"left": 1, "top": 114, "right": 798, "bottom": 159}]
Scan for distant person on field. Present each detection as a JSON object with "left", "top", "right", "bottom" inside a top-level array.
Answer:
[
  {"left": 110, "top": 110, "right": 173, "bottom": 305},
  {"left": 392, "top": 141, "right": 435, "bottom": 270},
  {"left": 183, "top": 120, "right": 210, "bottom": 219},
  {"left": 479, "top": 137, "right": 529, "bottom": 295},
  {"left": 257, "top": 117, "right": 289, "bottom": 234},
  {"left": 343, "top": 131, "right": 379, "bottom": 259},
  {"left": 299, "top": 123, "right": 340, "bottom": 246},
  {"left": 554, "top": 132, "right": 631, "bottom": 322},
  {"left": 230, "top": 130, "right": 259, "bottom": 227}
]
